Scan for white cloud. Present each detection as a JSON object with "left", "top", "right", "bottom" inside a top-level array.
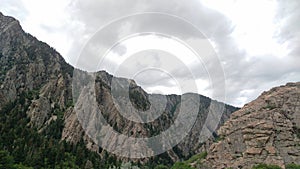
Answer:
[
  {"left": 1, "top": 0, "right": 299, "bottom": 107},
  {"left": 0, "top": 0, "right": 74, "bottom": 57}
]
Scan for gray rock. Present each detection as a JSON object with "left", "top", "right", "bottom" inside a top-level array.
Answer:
[{"left": 205, "top": 82, "right": 300, "bottom": 169}]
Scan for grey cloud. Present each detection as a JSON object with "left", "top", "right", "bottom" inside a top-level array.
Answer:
[
  {"left": 0, "top": 0, "right": 28, "bottom": 21},
  {"left": 67, "top": 0, "right": 233, "bottom": 67},
  {"left": 67, "top": 0, "right": 280, "bottom": 106},
  {"left": 216, "top": 39, "right": 300, "bottom": 106},
  {"left": 4, "top": 0, "right": 298, "bottom": 107},
  {"left": 274, "top": 0, "right": 300, "bottom": 56},
  {"left": 111, "top": 44, "right": 127, "bottom": 56},
  {"left": 69, "top": 0, "right": 232, "bottom": 36}
]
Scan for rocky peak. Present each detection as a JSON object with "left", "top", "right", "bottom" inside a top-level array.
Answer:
[
  {"left": 0, "top": 11, "right": 19, "bottom": 29},
  {"left": 204, "top": 82, "right": 300, "bottom": 169},
  {"left": 0, "top": 12, "right": 73, "bottom": 122}
]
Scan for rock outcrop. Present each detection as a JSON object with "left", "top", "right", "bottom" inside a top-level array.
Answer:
[{"left": 205, "top": 82, "right": 300, "bottom": 169}]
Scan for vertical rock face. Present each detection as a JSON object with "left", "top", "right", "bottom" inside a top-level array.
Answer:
[
  {"left": 0, "top": 12, "right": 238, "bottom": 165},
  {"left": 205, "top": 82, "right": 300, "bottom": 169}
]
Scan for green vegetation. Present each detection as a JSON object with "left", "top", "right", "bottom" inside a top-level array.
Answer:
[
  {"left": 286, "top": 163, "right": 300, "bottom": 169},
  {"left": 263, "top": 103, "right": 277, "bottom": 110},
  {"left": 252, "top": 164, "right": 281, "bottom": 169},
  {"left": 171, "top": 162, "right": 195, "bottom": 169},
  {"left": 0, "top": 91, "right": 121, "bottom": 169},
  {"left": 166, "top": 151, "right": 208, "bottom": 169},
  {"left": 185, "top": 152, "right": 207, "bottom": 164},
  {"left": 0, "top": 150, "right": 32, "bottom": 169},
  {"left": 143, "top": 152, "right": 173, "bottom": 168},
  {"left": 154, "top": 164, "right": 169, "bottom": 169},
  {"left": 214, "top": 135, "right": 225, "bottom": 142}
]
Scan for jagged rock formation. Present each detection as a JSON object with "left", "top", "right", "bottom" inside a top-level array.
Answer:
[
  {"left": 204, "top": 82, "right": 300, "bottom": 169},
  {"left": 61, "top": 68, "right": 238, "bottom": 162},
  {"left": 0, "top": 12, "right": 239, "bottom": 167}
]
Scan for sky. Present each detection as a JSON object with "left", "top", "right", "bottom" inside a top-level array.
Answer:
[{"left": 0, "top": 0, "right": 299, "bottom": 107}]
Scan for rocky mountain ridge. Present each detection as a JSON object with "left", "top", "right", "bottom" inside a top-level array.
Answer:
[{"left": 0, "top": 12, "right": 238, "bottom": 168}]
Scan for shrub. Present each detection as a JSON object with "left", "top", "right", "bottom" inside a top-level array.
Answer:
[
  {"left": 252, "top": 163, "right": 281, "bottom": 169},
  {"left": 186, "top": 152, "right": 207, "bottom": 163},
  {"left": 286, "top": 163, "right": 300, "bottom": 169},
  {"left": 171, "top": 162, "right": 195, "bottom": 169},
  {"left": 154, "top": 164, "right": 169, "bottom": 169}
]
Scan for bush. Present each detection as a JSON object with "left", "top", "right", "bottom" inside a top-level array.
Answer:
[
  {"left": 154, "top": 164, "right": 169, "bottom": 169},
  {"left": 186, "top": 152, "right": 207, "bottom": 163},
  {"left": 286, "top": 163, "right": 300, "bottom": 169},
  {"left": 171, "top": 162, "right": 195, "bottom": 169},
  {"left": 252, "top": 164, "right": 282, "bottom": 169}
]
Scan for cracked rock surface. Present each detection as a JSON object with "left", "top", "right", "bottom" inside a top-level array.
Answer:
[{"left": 205, "top": 82, "right": 300, "bottom": 169}]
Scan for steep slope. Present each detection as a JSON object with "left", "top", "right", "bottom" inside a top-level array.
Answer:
[
  {"left": 0, "top": 12, "right": 73, "bottom": 121},
  {"left": 203, "top": 82, "right": 300, "bottom": 169},
  {"left": 0, "top": 12, "right": 238, "bottom": 168}
]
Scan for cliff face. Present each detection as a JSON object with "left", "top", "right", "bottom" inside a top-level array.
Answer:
[
  {"left": 205, "top": 82, "right": 300, "bottom": 169},
  {"left": 0, "top": 12, "right": 238, "bottom": 167},
  {"left": 63, "top": 70, "right": 237, "bottom": 160}
]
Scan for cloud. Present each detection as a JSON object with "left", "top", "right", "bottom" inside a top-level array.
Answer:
[
  {"left": 0, "top": 0, "right": 28, "bottom": 21},
  {"left": 1, "top": 0, "right": 299, "bottom": 107}
]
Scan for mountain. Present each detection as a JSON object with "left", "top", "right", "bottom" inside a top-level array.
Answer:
[
  {"left": 0, "top": 12, "right": 238, "bottom": 168},
  {"left": 198, "top": 82, "right": 300, "bottom": 169}
]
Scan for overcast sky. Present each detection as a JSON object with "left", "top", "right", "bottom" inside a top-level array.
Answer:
[{"left": 1, "top": 0, "right": 299, "bottom": 107}]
